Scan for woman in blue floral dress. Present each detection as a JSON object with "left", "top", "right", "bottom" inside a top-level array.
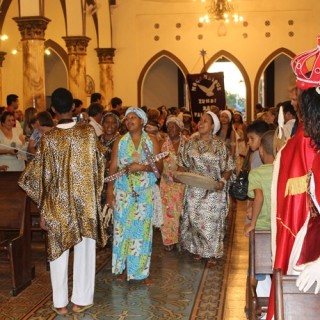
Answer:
[{"left": 107, "top": 107, "right": 162, "bottom": 284}]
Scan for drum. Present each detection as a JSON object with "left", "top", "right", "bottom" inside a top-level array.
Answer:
[{"left": 174, "top": 172, "right": 219, "bottom": 191}]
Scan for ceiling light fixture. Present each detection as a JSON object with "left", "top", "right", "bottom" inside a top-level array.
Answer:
[{"left": 199, "top": 0, "right": 244, "bottom": 24}]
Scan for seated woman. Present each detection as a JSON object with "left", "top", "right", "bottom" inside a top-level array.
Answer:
[{"left": 0, "top": 111, "right": 26, "bottom": 171}]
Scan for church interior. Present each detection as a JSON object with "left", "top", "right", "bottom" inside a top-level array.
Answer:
[{"left": 0, "top": 0, "right": 320, "bottom": 319}]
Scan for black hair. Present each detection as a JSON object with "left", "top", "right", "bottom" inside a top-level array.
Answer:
[
  {"left": 255, "top": 103, "right": 263, "bottom": 112},
  {"left": 301, "top": 87, "right": 320, "bottom": 150},
  {"left": 73, "top": 99, "right": 83, "bottom": 108},
  {"left": 217, "top": 121, "right": 233, "bottom": 139},
  {"left": 87, "top": 103, "right": 104, "bottom": 117},
  {"left": 37, "top": 111, "right": 54, "bottom": 127},
  {"left": 0, "top": 111, "right": 14, "bottom": 124},
  {"left": 111, "top": 97, "right": 122, "bottom": 108},
  {"left": 281, "top": 101, "right": 296, "bottom": 117},
  {"left": 51, "top": 88, "right": 73, "bottom": 114},
  {"left": 90, "top": 92, "right": 102, "bottom": 103},
  {"left": 6, "top": 94, "right": 18, "bottom": 106},
  {"left": 246, "top": 119, "right": 270, "bottom": 137}
]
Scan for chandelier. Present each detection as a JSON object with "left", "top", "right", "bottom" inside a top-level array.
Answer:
[{"left": 199, "top": 0, "right": 244, "bottom": 24}]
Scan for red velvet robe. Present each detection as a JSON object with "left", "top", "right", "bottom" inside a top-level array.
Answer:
[
  {"left": 267, "top": 122, "right": 317, "bottom": 320},
  {"left": 297, "top": 152, "right": 320, "bottom": 265},
  {"left": 274, "top": 123, "right": 316, "bottom": 272}
]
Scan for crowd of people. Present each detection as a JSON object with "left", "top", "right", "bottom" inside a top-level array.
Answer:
[
  {"left": 2, "top": 40, "right": 320, "bottom": 316},
  {"left": 1, "top": 89, "right": 247, "bottom": 314}
]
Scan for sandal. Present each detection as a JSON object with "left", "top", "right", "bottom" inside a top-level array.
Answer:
[
  {"left": 72, "top": 304, "right": 94, "bottom": 313},
  {"left": 51, "top": 305, "right": 69, "bottom": 315}
]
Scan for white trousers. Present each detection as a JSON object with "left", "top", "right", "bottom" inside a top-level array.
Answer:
[{"left": 49, "top": 237, "right": 96, "bottom": 308}]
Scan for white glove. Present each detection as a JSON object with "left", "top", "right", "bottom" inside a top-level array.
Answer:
[{"left": 295, "top": 257, "right": 320, "bottom": 294}]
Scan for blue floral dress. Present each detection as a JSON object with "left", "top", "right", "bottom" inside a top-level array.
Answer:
[{"left": 112, "top": 131, "right": 157, "bottom": 280}]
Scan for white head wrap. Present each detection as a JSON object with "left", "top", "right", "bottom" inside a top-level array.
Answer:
[
  {"left": 221, "top": 109, "right": 232, "bottom": 122},
  {"left": 166, "top": 115, "right": 184, "bottom": 130},
  {"left": 206, "top": 111, "right": 221, "bottom": 135},
  {"left": 102, "top": 112, "right": 120, "bottom": 128},
  {"left": 125, "top": 107, "right": 148, "bottom": 126}
]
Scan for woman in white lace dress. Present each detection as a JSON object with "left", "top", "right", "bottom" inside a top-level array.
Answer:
[{"left": 0, "top": 111, "right": 25, "bottom": 171}]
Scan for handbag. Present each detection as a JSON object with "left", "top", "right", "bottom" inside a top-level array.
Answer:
[{"left": 230, "top": 151, "right": 250, "bottom": 201}]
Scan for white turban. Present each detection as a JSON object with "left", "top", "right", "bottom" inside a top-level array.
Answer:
[
  {"left": 221, "top": 109, "right": 232, "bottom": 122},
  {"left": 206, "top": 111, "right": 221, "bottom": 135},
  {"left": 102, "top": 112, "right": 120, "bottom": 128},
  {"left": 166, "top": 116, "right": 184, "bottom": 130},
  {"left": 125, "top": 107, "right": 148, "bottom": 126}
]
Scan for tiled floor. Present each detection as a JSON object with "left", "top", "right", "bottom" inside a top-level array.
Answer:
[
  {"left": 224, "top": 200, "right": 249, "bottom": 319},
  {"left": 0, "top": 199, "right": 249, "bottom": 320}
]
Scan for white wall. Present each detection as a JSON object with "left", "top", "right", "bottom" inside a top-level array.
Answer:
[{"left": 1, "top": 0, "right": 320, "bottom": 119}]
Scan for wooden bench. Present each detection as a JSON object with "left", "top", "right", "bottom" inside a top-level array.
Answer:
[
  {"left": 274, "top": 268, "right": 320, "bottom": 320},
  {"left": 0, "top": 171, "right": 34, "bottom": 296},
  {"left": 246, "top": 230, "right": 272, "bottom": 320}
]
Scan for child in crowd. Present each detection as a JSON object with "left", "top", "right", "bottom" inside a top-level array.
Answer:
[
  {"left": 244, "top": 130, "right": 275, "bottom": 307},
  {"left": 246, "top": 120, "right": 270, "bottom": 170},
  {"left": 245, "top": 120, "right": 270, "bottom": 222},
  {"left": 244, "top": 130, "right": 275, "bottom": 236}
]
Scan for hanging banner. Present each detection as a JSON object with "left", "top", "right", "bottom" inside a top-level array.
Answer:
[{"left": 187, "top": 72, "right": 226, "bottom": 121}]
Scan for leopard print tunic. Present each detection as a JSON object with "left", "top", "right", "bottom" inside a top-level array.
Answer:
[{"left": 19, "top": 123, "right": 107, "bottom": 261}]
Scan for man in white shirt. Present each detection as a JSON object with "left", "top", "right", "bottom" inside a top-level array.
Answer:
[
  {"left": 87, "top": 103, "right": 103, "bottom": 136},
  {"left": 6, "top": 94, "right": 23, "bottom": 133},
  {"left": 282, "top": 100, "right": 297, "bottom": 139}
]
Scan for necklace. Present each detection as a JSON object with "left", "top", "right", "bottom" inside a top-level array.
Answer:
[{"left": 103, "top": 133, "right": 119, "bottom": 147}]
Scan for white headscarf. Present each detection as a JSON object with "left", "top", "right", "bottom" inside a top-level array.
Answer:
[
  {"left": 102, "top": 112, "right": 121, "bottom": 128},
  {"left": 206, "top": 111, "right": 221, "bottom": 135},
  {"left": 166, "top": 115, "right": 184, "bottom": 130},
  {"left": 125, "top": 107, "right": 148, "bottom": 126},
  {"left": 221, "top": 109, "right": 232, "bottom": 122}
]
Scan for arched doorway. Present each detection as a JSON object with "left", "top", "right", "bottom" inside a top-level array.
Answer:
[
  {"left": 204, "top": 51, "right": 251, "bottom": 121},
  {"left": 138, "top": 50, "right": 189, "bottom": 110},
  {"left": 254, "top": 48, "right": 295, "bottom": 113}
]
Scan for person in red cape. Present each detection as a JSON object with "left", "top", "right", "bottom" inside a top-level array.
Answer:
[
  {"left": 273, "top": 121, "right": 316, "bottom": 271},
  {"left": 293, "top": 86, "right": 320, "bottom": 293},
  {"left": 266, "top": 121, "right": 316, "bottom": 320},
  {"left": 267, "top": 37, "right": 320, "bottom": 319},
  {"left": 267, "top": 36, "right": 320, "bottom": 319}
]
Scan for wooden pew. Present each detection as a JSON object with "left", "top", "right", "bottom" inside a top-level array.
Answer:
[
  {"left": 246, "top": 230, "right": 272, "bottom": 320},
  {"left": 28, "top": 197, "right": 49, "bottom": 271},
  {"left": 274, "top": 268, "right": 320, "bottom": 320},
  {"left": 0, "top": 171, "right": 33, "bottom": 296}
]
